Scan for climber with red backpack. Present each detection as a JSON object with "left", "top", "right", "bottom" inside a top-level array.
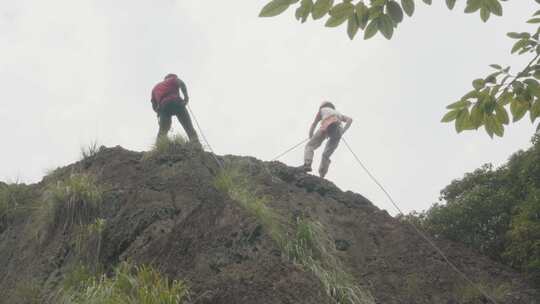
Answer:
[
  {"left": 151, "top": 73, "right": 201, "bottom": 146},
  {"left": 300, "top": 101, "right": 353, "bottom": 178}
]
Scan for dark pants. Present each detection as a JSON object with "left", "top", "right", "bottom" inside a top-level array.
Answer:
[{"left": 157, "top": 99, "right": 199, "bottom": 144}]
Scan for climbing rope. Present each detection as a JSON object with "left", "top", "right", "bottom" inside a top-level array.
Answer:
[
  {"left": 270, "top": 136, "right": 498, "bottom": 303},
  {"left": 183, "top": 108, "right": 497, "bottom": 303},
  {"left": 341, "top": 137, "right": 498, "bottom": 304},
  {"left": 186, "top": 104, "right": 224, "bottom": 169},
  {"left": 271, "top": 138, "right": 309, "bottom": 161}
]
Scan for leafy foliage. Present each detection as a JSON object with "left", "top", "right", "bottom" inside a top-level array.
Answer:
[
  {"left": 259, "top": 0, "right": 540, "bottom": 137},
  {"left": 442, "top": 10, "right": 540, "bottom": 137},
  {"left": 405, "top": 136, "right": 540, "bottom": 283},
  {"left": 59, "top": 261, "right": 189, "bottom": 304},
  {"left": 215, "top": 165, "right": 374, "bottom": 304},
  {"left": 259, "top": 0, "right": 514, "bottom": 41}
]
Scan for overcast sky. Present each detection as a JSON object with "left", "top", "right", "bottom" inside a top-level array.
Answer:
[{"left": 0, "top": 1, "right": 536, "bottom": 215}]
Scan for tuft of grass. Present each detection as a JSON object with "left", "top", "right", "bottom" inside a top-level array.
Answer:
[
  {"left": 215, "top": 168, "right": 285, "bottom": 241},
  {"left": 215, "top": 166, "right": 374, "bottom": 304},
  {"left": 0, "top": 182, "right": 34, "bottom": 230},
  {"left": 144, "top": 134, "right": 187, "bottom": 160},
  {"left": 39, "top": 173, "right": 103, "bottom": 234},
  {"left": 80, "top": 141, "right": 101, "bottom": 160},
  {"left": 59, "top": 261, "right": 190, "bottom": 304},
  {"left": 286, "top": 219, "right": 374, "bottom": 304},
  {"left": 74, "top": 218, "right": 107, "bottom": 272}
]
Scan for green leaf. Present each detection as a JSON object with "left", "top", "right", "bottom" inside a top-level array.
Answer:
[
  {"left": 329, "top": 2, "right": 355, "bottom": 18},
  {"left": 378, "top": 15, "right": 395, "bottom": 39},
  {"left": 387, "top": 1, "right": 404, "bottom": 23},
  {"left": 401, "top": 0, "right": 415, "bottom": 17},
  {"left": 446, "top": 0, "right": 457, "bottom": 10},
  {"left": 528, "top": 18, "right": 540, "bottom": 24},
  {"left": 462, "top": 90, "right": 479, "bottom": 100},
  {"left": 487, "top": 114, "right": 504, "bottom": 137},
  {"left": 441, "top": 110, "right": 460, "bottom": 123},
  {"left": 371, "top": 0, "right": 386, "bottom": 6},
  {"left": 470, "top": 103, "right": 484, "bottom": 128},
  {"left": 530, "top": 100, "right": 540, "bottom": 122},
  {"left": 455, "top": 109, "right": 470, "bottom": 133},
  {"left": 347, "top": 14, "right": 360, "bottom": 39},
  {"left": 473, "top": 79, "right": 485, "bottom": 90},
  {"left": 364, "top": 19, "right": 379, "bottom": 39},
  {"left": 511, "top": 39, "right": 529, "bottom": 54},
  {"left": 489, "top": 64, "right": 502, "bottom": 70},
  {"left": 480, "top": 6, "right": 491, "bottom": 22},
  {"left": 325, "top": 15, "right": 347, "bottom": 27},
  {"left": 506, "top": 32, "right": 528, "bottom": 39},
  {"left": 484, "top": 117, "right": 494, "bottom": 138},
  {"left": 485, "top": 0, "right": 502, "bottom": 17},
  {"left": 356, "top": 2, "right": 370, "bottom": 29},
  {"left": 495, "top": 104, "right": 509, "bottom": 125},
  {"left": 369, "top": 6, "right": 383, "bottom": 20},
  {"left": 296, "top": 0, "right": 314, "bottom": 23},
  {"left": 422, "top": 0, "right": 432, "bottom": 4},
  {"left": 483, "top": 97, "right": 496, "bottom": 114},
  {"left": 447, "top": 100, "right": 471, "bottom": 109},
  {"left": 464, "top": 0, "right": 481, "bottom": 13},
  {"left": 510, "top": 99, "right": 529, "bottom": 122},
  {"left": 259, "top": 0, "right": 292, "bottom": 17},
  {"left": 312, "top": 0, "right": 334, "bottom": 20}
]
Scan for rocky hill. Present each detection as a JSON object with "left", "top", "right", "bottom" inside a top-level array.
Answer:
[{"left": 0, "top": 143, "right": 538, "bottom": 304}]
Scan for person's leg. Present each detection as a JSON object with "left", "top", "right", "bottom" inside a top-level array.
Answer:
[
  {"left": 319, "top": 124, "right": 342, "bottom": 178},
  {"left": 303, "top": 129, "right": 326, "bottom": 171},
  {"left": 176, "top": 105, "right": 200, "bottom": 145},
  {"left": 157, "top": 113, "right": 172, "bottom": 141}
]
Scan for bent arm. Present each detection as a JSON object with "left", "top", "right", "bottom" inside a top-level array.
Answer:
[
  {"left": 178, "top": 79, "right": 189, "bottom": 103},
  {"left": 341, "top": 115, "right": 353, "bottom": 135},
  {"left": 151, "top": 92, "right": 158, "bottom": 112}
]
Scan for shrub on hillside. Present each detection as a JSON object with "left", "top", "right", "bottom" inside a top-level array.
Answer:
[
  {"left": 0, "top": 182, "right": 34, "bottom": 231},
  {"left": 59, "top": 261, "right": 189, "bottom": 304},
  {"left": 143, "top": 134, "right": 186, "bottom": 160},
  {"left": 406, "top": 136, "right": 540, "bottom": 283},
  {"left": 41, "top": 173, "right": 103, "bottom": 233}
]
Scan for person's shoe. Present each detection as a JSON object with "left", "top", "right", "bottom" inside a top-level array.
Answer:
[{"left": 298, "top": 163, "right": 312, "bottom": 173}]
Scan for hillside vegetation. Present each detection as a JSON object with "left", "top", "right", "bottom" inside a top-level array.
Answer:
[
  {"left": 0, "top": 140, "right": 538, "bottom": 303},
  {"left": 405, "top": 135, "right": 540, "bottom": 285}
]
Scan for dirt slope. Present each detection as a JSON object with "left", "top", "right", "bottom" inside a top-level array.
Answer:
[{"left": 0, "top": 145, "right": 538, "bottom": 304}]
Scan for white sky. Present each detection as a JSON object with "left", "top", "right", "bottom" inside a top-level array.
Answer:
[{"left": 0, "top": 1, "right": 536, "bottom": 215}]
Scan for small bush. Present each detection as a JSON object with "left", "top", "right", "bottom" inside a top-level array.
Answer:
[
  {"left": 0, "top": 182, "right": 33, "bottom": 229},
  {"left": 144, "top": 134, "right": 187, "bottom": 160},
  {"left": 60, "top": 261, "right": 190, "bottom": 304},
  {"left": 41, "top": 173, "right": 103, "bottom": 233},
  {"left": 80, "top": 141, "right": 100, "bottom": 160}
]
